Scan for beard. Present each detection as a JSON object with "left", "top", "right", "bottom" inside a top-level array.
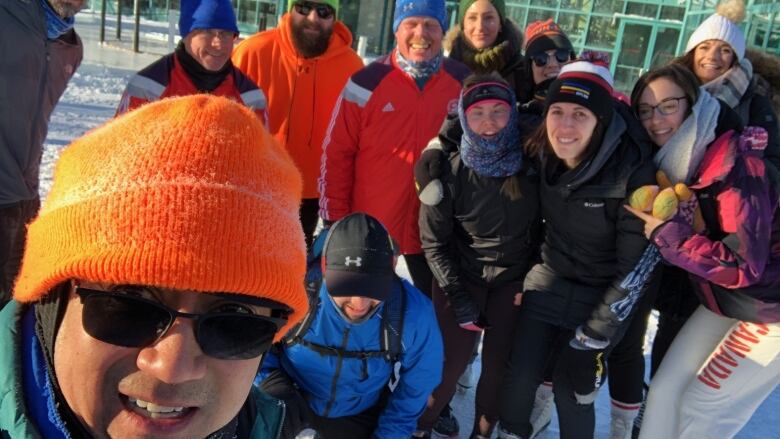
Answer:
[
  {"left": 290, "top": 20, "right": 334, "bottom": 58},
  {"left": 49, "top": 0, "right": 86, "bottom": 19}
]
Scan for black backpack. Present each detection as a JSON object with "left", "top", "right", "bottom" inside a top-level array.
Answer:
[{"left": 281, "top": 233, "right": 406, "bottom": 364}]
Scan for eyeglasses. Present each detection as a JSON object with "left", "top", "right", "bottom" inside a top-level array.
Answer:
[
  {"left": 75, "top": 285, "right": 291, "bottom": 360},
  {"left": 293, "top": 1, "right": 335, "bottom": 19},
  {"left": 530, "top": 49, "right": 572, "bottom": 67},
  {"left": 635, "top": 96, "right": 687, "bottom": 121}
]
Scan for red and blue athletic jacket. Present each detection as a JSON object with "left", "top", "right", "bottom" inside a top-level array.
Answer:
[
  {"left": 318, "top": 50, "right": 469, "bottom": 254},
  {"left": 116, "top": 53, "right": 267, "bottom": 124}
]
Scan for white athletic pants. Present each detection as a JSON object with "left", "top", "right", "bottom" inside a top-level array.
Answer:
[{"left": 639, "top": 305, "right": 780, "bottom": 439}]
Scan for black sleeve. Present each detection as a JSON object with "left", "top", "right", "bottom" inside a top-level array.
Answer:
[
  {"left": 584, "top": 158, "right": 659, "bottom": 342},
  {"left": 438, "top": 113, "right": 463, "bottom": 155},
  {"left": 748, "top": 93, "right": 780, "bottom": 173},
  {"left": 259, "top": 369, "right": 312, "bottom": 438},
  {"left": 418, "top": 166, "right": 462, "bottom": 294}
]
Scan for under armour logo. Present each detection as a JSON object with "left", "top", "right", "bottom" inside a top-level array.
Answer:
[
  {"left": 345, "top": 256, "right": 362, "bottom": 267},
  {"left": 403, "top": 2, "right": 415, "bottom": 12}
]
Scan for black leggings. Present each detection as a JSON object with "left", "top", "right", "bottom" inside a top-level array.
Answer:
[
  {"left": 417, "top": 281, "right": 520, "bottom": 436},
  {"left": 300, "top": 198, "right": 320, "bottom": 249},
  {"left": 500, "top": 311, "right": 629, "bottom": 439},
  {"left": 403, "top": 253, "right": 434, "bottom": 298},
  {"left": 0, "top": 198, "right": 39, "bottom": 306}
]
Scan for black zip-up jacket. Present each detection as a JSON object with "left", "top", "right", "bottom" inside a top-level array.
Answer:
[
  {"left": 522, "top": 103, "right": 657, "bottom": 342},
  {"left": 419, "top": 154, "right": 542, "bottom": 294},
  {"left": 0, "top": 0, "right": 82, "bottom": 206}
]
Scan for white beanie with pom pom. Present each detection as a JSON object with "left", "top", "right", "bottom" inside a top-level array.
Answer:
[{"left": 685, "top": 0, "right": 746, "bottom": 59}]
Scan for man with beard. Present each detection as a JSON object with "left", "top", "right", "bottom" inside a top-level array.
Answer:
[
  {"left": 116, "top": 0, "right": 267, "bottom": 122},
  {"left": 258, "top": 212, "right": 443, "bottom": 439},
  {"left": 0, "top": 0, "right": 85, "bottom": 307},
  {"left": 0, "top": 95, "right": 310, "bottom": 438},
  {"left": 318, "top": 0, "right": 468, "bottom": 299},
  {"left": 232, "top": 0, "right": 362, "bottom": 249}
]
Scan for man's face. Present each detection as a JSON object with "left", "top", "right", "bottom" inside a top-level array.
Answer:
[
  {"left": 394, "top": 16, "right": 443, "bottom": 62},
  {"left": 331, "top": 296, "right": 381, "bottom": 322},
  {"left": 53, "top": 282, "right": 274, "bottom": 439},
  {"left": 289, "top": 1, "right": 336, "bottom": 58},
  {"left": 49, "top": 0, "right": 86, "bottom": 19},
  {"left": 183, "top": 29, "right": 236, "bottom": 72}
]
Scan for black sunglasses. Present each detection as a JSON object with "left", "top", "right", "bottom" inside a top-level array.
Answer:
[
  {"left": 293, "top": 1, "right": 335, "bottom": 19},
  {"left": 75, "top": 286, "right": 291, "bottom": 360},
  {"left": 530, "top": 49, "right": 572, "bottom": 67}
]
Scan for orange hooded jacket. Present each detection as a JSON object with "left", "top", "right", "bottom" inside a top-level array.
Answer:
[{"left": 232, "top": 14, "right": 363, "bottom": 199}]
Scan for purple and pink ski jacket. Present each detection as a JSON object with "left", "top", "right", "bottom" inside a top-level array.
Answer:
[{"left": 651, "top": 127, "right": 780, "bottom": 323}]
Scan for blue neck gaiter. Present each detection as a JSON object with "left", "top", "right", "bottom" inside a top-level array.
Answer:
[
  {"left": 395, "top": 50, "right": 442, "bottom": 90},
  {"left": 458, "top": 88, "right": 523, "bottom": 178},
  {"left": 41, "top": 0, "right": 75, "bottom": 40}
]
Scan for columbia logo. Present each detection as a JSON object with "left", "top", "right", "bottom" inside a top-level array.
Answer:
[
  {"left": 584, "top": 202, "right": 604, "bottom": 208},
  {"left": 382, "top": 102, "right": 395, "bottom": 112}
]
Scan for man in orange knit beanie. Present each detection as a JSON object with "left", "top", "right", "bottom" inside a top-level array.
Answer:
[{"left": 0, "top": 95, "right": 309, "bottom": 438}]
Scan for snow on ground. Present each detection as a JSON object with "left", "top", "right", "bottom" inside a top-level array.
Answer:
[{"left": 36, "top": 12, "right": 779, "bottom": 438}]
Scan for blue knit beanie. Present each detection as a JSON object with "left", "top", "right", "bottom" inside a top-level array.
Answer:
[
  {"left": 393, "top": 0, "right": 448, "bottom": 33},
  {"left": 179, "top": 0, "right": 239, "bottom": 38}
]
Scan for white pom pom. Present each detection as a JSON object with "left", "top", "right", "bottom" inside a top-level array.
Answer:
[{"left": 716, "top": 0, "right": 746, "bottom": 23}]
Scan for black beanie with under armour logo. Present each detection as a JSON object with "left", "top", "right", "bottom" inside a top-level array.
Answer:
[{"left": 323, "top": 212, "right": 395, "bottom": 301}]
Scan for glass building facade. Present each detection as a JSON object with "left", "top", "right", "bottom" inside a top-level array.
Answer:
[{"left": 96, "top": 0, "right": 780, "bottom": 91}]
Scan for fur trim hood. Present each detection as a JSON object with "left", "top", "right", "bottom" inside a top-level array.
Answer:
[
  {"left": 444, "top": 18, "right": 523, "bottom": 58},
  {"left": 444, "top": 18, "right": 523, "bottom": 75},
  {"left": 746, "top": 49, "right": 780, "bottom": 114}
]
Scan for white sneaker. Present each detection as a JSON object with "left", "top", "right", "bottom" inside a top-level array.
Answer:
[{"left": 529, "top": 385, "right": 553, "bottom": 439}]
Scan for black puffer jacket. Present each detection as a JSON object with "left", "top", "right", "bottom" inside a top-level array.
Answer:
[
  {"left": 522, "top": 103, "right": 657, "bottom": 343},
  {"left": 420, "top": 154, "right": 542, "bottom": 293}
]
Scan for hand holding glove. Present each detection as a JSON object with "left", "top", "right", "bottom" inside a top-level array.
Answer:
[
  {"left": 560, "top": 326, "right": 608, "bottom": 405},
  {"left": 447, "top": 289, "right": 488, "bottom": 331},
  {"left": 414, "top": 139, "right": 447, "bottom": 206}
]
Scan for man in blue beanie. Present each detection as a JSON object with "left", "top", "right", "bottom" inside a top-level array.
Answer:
[
  {"left": 319, "top": 0, "right": 467, "bottom": 304},
  {"left": 115, "top": 0, "right": 267, "bottom": 123}
]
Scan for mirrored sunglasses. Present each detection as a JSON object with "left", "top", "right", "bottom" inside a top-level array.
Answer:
[
  {"left": 293, "top": 1, "right": 335, "bottom": 19},
  {"left": 531, "top": 49, "right": 573, "bottom": 67}
]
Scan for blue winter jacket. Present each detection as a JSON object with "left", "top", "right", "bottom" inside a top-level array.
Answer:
[{"left": 262, "top": 278, "right": 443, "bottom": 439}]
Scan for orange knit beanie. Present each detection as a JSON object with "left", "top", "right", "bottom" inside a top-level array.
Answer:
[{"left": 14, "top": 95, "right": 308, "bottom": 338}]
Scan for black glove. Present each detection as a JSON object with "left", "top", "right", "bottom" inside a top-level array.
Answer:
[
  {"left": 559, "top": 329, "right": 607, "bottom": 405},
  {"left": 260, "top": 369, "right": 312, "bottom": 438},
  {"left": 446, "top": 290, "right": 488, "bottom": 331},
  {"left": 414, "top": 142, "right": 447, "bottom": 206}
]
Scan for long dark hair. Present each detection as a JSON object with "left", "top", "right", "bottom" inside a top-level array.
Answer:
[{"left": 630, "top": 63, "right": 700, "bottom": 121}]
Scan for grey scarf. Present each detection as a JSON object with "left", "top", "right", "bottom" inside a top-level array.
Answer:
[
  {"left": 654, "top": 89, "right": 721, "bottom": 184},
  {"left": 702, "top": 58, "right": 753, "bottom": 109}
]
